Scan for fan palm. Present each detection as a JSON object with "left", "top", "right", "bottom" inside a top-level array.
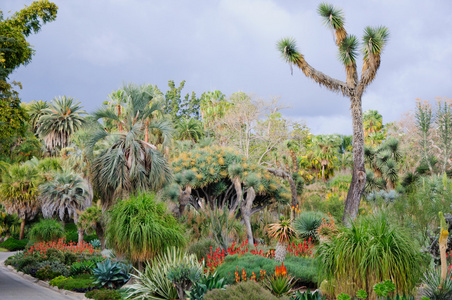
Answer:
[
  {"left": 278, "top": 3, "right": 389, "bottom": 224},
  {"left": 0, "top": 163, "right": 41, "bottom": 239},
  {"left": 39, "top": 170, "right": 91, "bottom": 243},
  {"left": 36, "top": 96, "right": 86, "bottom": 152},
  {"left": 90, "top": 83, "right": 172, "bottom": 208}
]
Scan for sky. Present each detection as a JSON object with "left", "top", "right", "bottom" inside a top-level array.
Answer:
[{"left": 2, "top": 0, "right": 452, "bottom": 135}]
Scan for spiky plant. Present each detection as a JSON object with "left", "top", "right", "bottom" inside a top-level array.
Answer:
[
  {"left": 278, "top": 3, "right": 389, "bottom": 224},
  {"left": 37, "top": 96, "right": 86, "bottom": 152},
  {"left": 268, "top": 219, "right": 297, "bottom": 262},
  {"left": 176, "top": 118, "right": 205, "bottom": 142},
  {"left": 317, "top": 212, "right": 423, "bottom": 299},
  {"left": 27, "top": 100, "right": 49, "bottom": 133},
  {"left": 106, "top": 193, "right": 185, "bottom": 269}
]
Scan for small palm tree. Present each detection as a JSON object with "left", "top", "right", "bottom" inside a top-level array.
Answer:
[
  {"left": 39, "top": 170, "right": 91, "bottom": 243},
  {"left": 37, "top": 96, "right": 86, "bottom": 152},
  {"left": 268, "top": 219, "right": 297, "bottom": 262},
  {"left": 78, "top": 200, "right": 105, "bottom": 248},
  {"left": 176, "top": 118, "right": 204, "bottom": 142},
  {"left": 0, "top": 163, "right": 41, "bottom": 239}
]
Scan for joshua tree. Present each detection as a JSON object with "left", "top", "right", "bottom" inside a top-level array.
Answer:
[{"left": 278, "top": 3, "right": 389, "bottom": 223}]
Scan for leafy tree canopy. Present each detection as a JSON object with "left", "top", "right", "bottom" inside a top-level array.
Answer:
[{"left": 0, "top": 0, "right": 58, "bottom": 80}]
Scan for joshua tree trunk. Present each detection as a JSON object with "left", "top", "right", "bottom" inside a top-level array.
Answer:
[
  {"left": 241, "top": 187, "right": 255, "bottom": 245},
  {"left": 19, "top": 219, "right": 26, "bottom": 240},
  {"left": 343, "top": 95, "right": 366, "bottom": 225},
  {"left": 274, "top": 241, "right": 287, "bottom": 263}
]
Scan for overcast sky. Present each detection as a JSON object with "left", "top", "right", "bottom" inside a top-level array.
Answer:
[{"left": 3, "top": 0, "right": 452, "bottom": 134}]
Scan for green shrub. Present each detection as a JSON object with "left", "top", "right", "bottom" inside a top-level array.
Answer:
[
  {"left": 35, "top": 260, "right": 70, "bottom": 278},
  {"left": 0, "top": 237, "right": 28, "bottom": 251},
  {"left": 49, "top": 275, "right": 69, "bottom": 287},
  {"left": 188, "top": 272, "right": 227, "bottom": 300},
  {"left": 188, "top": 238, "right": 218, "bottom": 260},
  {"left": 45, "top": 248, "right": 65, "bottom": 262},
  {"left": 60, "top": 276, "right": 96, "bottom": 291},
  {"left": 84, "top": 234, "right": 99, "bottom": 244},
  {"left": 214, "top": 253, "right": 317, "bottom": 285},
  {"left": 293, "top": 211, "right": 324, "bottom": 241},
  {"left": 70, "top": 260, "right": 95, "bottom": 275},
  {"left": 204, "top": 280, "right": 281, "bottom": 300},
  {"left": 62, "top": 251, "right": 78, "bottom": 265},
  {"left": 85, "top": 289, "right": 122, "bottom": 300},
  {"left": 316, "top": 212, "right": 423, "bottom": 298},
  {"left": 28, "top": 219, "right": 65, "bottom": 242}
]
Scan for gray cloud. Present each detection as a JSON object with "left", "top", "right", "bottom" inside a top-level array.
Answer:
[{"left": 3, "top": 0, "right": 452, "bottom": 134}]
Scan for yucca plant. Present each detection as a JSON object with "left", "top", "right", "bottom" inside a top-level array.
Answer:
[
  {"left": 126, "top": 247, "right": 202, "bottom": 300},
  {"left": 422, "top": 267, "right": 452, "bottom": 300},
  {"left": 278, "top": 3, "right": 389, "bottom": 224},
  {"left": 268, "top": 219, "right": 297, "bottom": 262},
  {"left": 293, "top": 211, "right": 323, "bottom": 241},
  {"left": 316, "top": 212, "right": 423, "bottom": 299}
]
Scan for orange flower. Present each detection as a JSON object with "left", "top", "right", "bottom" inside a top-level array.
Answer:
[
  {"left": 281, "top": 262, "right": 287, "bottom": 276},
  {"left": 275, "top": 265, "right": 281, "bottom": 276}
]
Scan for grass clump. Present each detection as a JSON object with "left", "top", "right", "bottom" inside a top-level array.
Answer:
[
  {"left": 29, "top": 219, "right": 65, "bottom": 242},
  {"left": 316, "top": 212, "right": 424, "bottom": 298},
  {"left": 85, "top": 289, "right": 123, "bottom": 300}
]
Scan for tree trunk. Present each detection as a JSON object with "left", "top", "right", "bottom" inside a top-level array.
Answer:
[
  {"left": 77, "top": 228, "right": 84, "bottom": 245},
  {"left": 95, "top": 223, "right": 106, "bottom": 249},
  {"left": 343, "top": 95, "right": 366, "bottom": 225},
  {"left": 178, "top": 186, "right": 192, "bottom": 216},
  {"left": 266, "top": 168, "right": 298, "bottom": 220},
  {"left": 241, "top": 187, "right": 255, "bottom": 245},
  {"left": 274, "top": 242, "right": 286, "bottom": 263},
  {"left": 19, "top": 219, "right": 26, "bottom": 240}
]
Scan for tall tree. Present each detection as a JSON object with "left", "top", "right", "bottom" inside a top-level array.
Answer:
[
  {"left": 90, "top": 83, "right": 172, "bottom": 209},
  {"left": 278, "top": 3, "right": 389, "bottom": 223},
  {"left": 37, "top": 96, "right": 87, "bottom": 153},
  {"left": 0, "top": 0, "right": 58, "bottom": 81}
]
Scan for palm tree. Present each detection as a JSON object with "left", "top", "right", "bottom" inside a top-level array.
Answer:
[
  {"left": 268, "top": 219, "right": 297, "bottom": 262},
  {"left": 39, "top": 170, "right": 91, "bottom": 243},
  {"left": 175, "top": 118, "right": 204, "bottom": 142},
  {"left": 90, "top": 83, "right": 172, "bottom": 208},
  {"left": 0, "top": 163, "right": 41, "bottom": 239},
  {"left": 37, "top": 96, "right": 87, "bottom": 152},
  {"left": 277, "top": 3, "right": 389, "bottom": 223},
  {"left": 27, "top": 100, "right": 49, "bottom": 134}
]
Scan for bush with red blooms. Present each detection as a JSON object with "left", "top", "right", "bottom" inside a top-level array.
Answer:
[{"left": 203, "top": 238, "right": 314, "bottom": 273}]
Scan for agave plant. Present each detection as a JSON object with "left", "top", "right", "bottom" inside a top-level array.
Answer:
[
  {"left": 268, "top": 219, "right": 297, "bottom": 262},
  {"left": 187, "top": 272, "right": 227, "bottom": 300},
  {"left": 92, "top": 259, "right": 131, "bottom": 289}
]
